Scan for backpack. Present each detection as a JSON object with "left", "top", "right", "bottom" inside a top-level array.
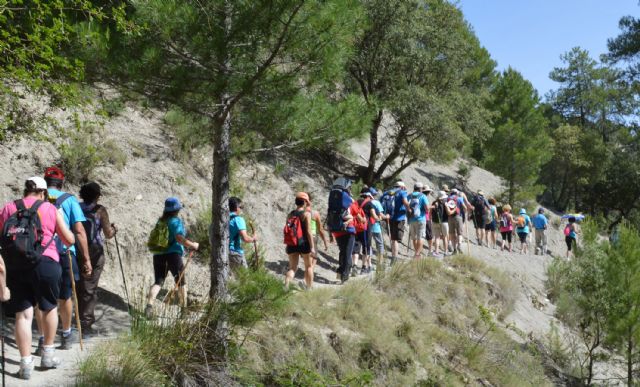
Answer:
[
  {"left": 449, "top": 195, "right": 461, "bottom": 215},
  {"left": 473, "top": 195, "right": 485, "bottom": 216},
  {"left": 380, "top": 190, "right": 396, "bottom": 216},
  {"left": 283, "top": 211, "right": 304, "bottom": 246},
  {"left": 564, "top": 224, "right": 572, "bottom": 237},
  {"left": 353, "top": 199, "right": 368, "bottom": 233},
  {"left": 81, "top": 205, "right": 102, "bottom": 247},
  {"left": 147, "top": 218, "right": 170, "bottom": 253},
  {"left": 409, "top": 194, "right": 422, "bottom": 219},
  {"left": 500, "top": 213, "right": 511, "bottom": 229},
  {"left": 431, "top": 201, "right": 445, "bottom": 223},
  {"left": 0, "top": 200, "right": 52, "bottom": 271},
  {"left": 516, "top": 215, "right": 526, "bottom": 228},
  {"left": 327, "top": 179, "right": 352, "bottom": 232}
]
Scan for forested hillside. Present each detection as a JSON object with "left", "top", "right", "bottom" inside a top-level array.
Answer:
[{"left": 2, "top": 1, "right": 640, "bottom": 386}]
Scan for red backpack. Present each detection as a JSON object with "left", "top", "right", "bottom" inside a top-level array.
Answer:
[
  {"left": 352, "top": 199, "right": 368, "bottom": 233},
  {"left": 283, "top": 211, "right": 304, "bottom": 246}
]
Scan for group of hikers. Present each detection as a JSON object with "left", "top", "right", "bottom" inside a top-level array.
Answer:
[{"left": 0, "top": 167, "right": 115, "bottom": 379}]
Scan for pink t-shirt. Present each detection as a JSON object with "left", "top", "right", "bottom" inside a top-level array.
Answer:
[{"left": 0, "top": 197, "right": 60, "bottom": 262}]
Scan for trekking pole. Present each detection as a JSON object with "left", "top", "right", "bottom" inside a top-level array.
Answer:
[
  {"left": 113, "top": 234, "right": 131, "bottom": 315},
  {"left": 68, "top": 251, "right": 83, "bottom": 351},
  {"left": 162, "top": 250, "right": 194, "bottom": 305},
  {"left": 249, "top": 222, "right": 260, "bottom": 270}
]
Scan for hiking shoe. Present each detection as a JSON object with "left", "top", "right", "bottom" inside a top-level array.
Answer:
[
  {"left": 41, "top": 350, "right": 62, "bottom": 368},
  {"left": 145, "top": 304, "right": 154, "bottom": 318},
  {"left": 360, "top": 266, "right": 367, "bottom": 275},
  {"left": 340, "top": 275, "right": 349, "bottom": 284},
  {"left": 19, "top": 359, "right": 34, "bottom": 380},
  {"left": 82, "top": 326, "right": 101, "bottom": 339},
  {"left": 336, "top": 271, "right": 341, "bottom": 280},
  {"left": 35, "top": 336, "right": 44, "bottom": 356},
  {"left": 60, "top": 329, "right": 77, "bottom": 350},
  {"left": 351, "top": 267, "right": 357, "bottom": 277}
]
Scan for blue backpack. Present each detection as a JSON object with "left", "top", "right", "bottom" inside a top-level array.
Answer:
[
  {"left": 409, "top": 193, "right": 422, "bottom": 219},
  {"left": 380, "top": 190, "right": 396, "bottom": 217}
]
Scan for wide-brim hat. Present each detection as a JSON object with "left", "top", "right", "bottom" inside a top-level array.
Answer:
[
  {"left": 438, "top": 191, "right": 447, "bottom": 200},
  {"left": 164, "top": 197, "right": 182, "bottom": 212},
  {"left": 519, "top": 208, "right": 527, "bottom": 215},
  {"left": 441, "top": 184, "right": 450, "bottom": 192}
]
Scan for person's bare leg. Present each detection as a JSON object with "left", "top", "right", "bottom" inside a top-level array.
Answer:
[
  {"left": 15, "top": 308, "right": 34, "bottom": 357},
  {"left": 285, "top": 254, "right": 299, "bottom": 286},
  {"left": 57, "top": 299, "right": 72, "bottom": 331},
  {"left": 303, "top": 254, "right": 314, "bottom": 289},
  {"left": 41, "top": 307, "right": 58, "bottom": 346},
  {"left": 147, "top": 284, "right": 161, "bottom": 306},
  {"left": 391, "top": 240, "right": 398, "bottom": 258}
]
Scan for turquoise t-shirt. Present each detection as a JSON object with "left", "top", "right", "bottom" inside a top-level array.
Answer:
[
  {"left": 48, "top": 188, "right": 86, "bottom": 255},
  {"left": 515, "top": 214, "right": 532, "bottom": 234},
  {"left": 229, "top": 212, "right": 246, "bottom": 254},
  {"left": 408, "top": 192, "right": 429, "bottom": 224},
  {"left": 392, "top": 190, "right": 409, "bottom": 221},
  {"left": 370, "top": 200, "right": 384, "bottom": 234},
  {"left": 165, "top": 216, "right": 186, "bottom": 255}
]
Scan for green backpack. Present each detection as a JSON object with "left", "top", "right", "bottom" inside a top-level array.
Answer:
[{"left": 147, "top": 218, "right": 169, "bottom": 253}]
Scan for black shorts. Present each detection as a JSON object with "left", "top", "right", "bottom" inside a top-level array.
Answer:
[
  {"left": 59, "top": 250, "right": 80, "bottom": 300},
  {"left": 424, "top": 220, "right": 433, "bottom": 241},
  {"left": 286, "top": 241, "right": 311, "bottom": 255},
  {"left": 153, "top": 252, "right": 185, "bottom": 286},
  {"left": 565, "top": 236, "right": 576, "bottom": 251},
  {"left": 390, "top": 220, "right": 405, "bottom": 241},
  {"left": 353, "top": 230, "right": 370, "bottom": 255},
  {"left": 472, "top": 213, "right": 483, "bottom": 229},
  {"left": 485, "top": 221, "right": 496, "bottom": 231},
  {"left": 501, "top": 232, "right": 512, "bottom": 243},
  {"left": 6, "top": 258, "right": 62, "bottom": 314},
  {"left": 517, "top": 232, "right": 528, "bottom": 243}
]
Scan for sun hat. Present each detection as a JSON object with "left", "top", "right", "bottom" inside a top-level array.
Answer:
[
  {"left": 414, "top": 182, "right": 424, "bottom": 190},
  {"left": 423, "top": 185, "right": 433, "bottom": 193},
  {"left": 441, "top": 184, "right": 450, "bottom": 192},
  {"left": 296, "top": 192, "right": 310, "bottom": 202},
  {"left": 44, "top": 166, "right": 65, "bottom": 180},
  {"left": 369, "top": 187, "right": 378, "bottom": 196},
  {"left": 164, "top": 197, "right": 182, "bottom": 212},
  {"left": 438, "top": 191, "right": 447, "bottom": 200},
  {"left": 27, "top": 176, "right": 47, "bottom": 190},
  {"left": 395, "top": 181, "right": 406, "bottom": 188},
  {"left": 519, "top": 208, "right": 526, "bottom": 215},
  {"left": 450, "top": 188, "right": 459, "bottom": 194},
  {"left": 477, "top": 190, "right": 485, "bottom": 196},
  {"left": 446, "top": 200, "right": 456, "bottom": 209}
]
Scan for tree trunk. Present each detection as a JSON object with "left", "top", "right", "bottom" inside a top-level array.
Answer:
[
  {"left": 627, "top": 330, "right": 633, "bottom": 386},
  {"left": 364, "top": 110, "right": 384, "bottom": 185}
]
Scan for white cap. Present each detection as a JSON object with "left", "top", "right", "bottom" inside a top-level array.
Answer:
[
  {"left": 451, "top": 188, "right": 459, "bottom": 194},
  {"left": 27, "top": 176, "right": 47, "bottom": 190},
  {"left": 395, "top": 181, "right": 406, "bottom": 188},
  {"left": 438, "top": 191, "right": 447, "bottom": 200},
  {"left": 423, "top": 186, "right": 433, "bottom": 193},
  {"left": 414, "top": 182, "right": 424, "bottom": 190}
]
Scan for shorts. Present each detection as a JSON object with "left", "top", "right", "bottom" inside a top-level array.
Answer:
[
  {"left": 501, "top": 231, "right": 512, "bottom": 244},
  {"left": 448, "top": 216, "right": 463, "bottom": 237},
  {"left": 517, "top": 232, "right": 528, "bottom": 243},
  {"left": 153, "top": 252, "right": 186, "bottom": 286},
  {"left": 371, "top": 232, "right": 384, "bottom": 255},
  {"left": 472, "top": 213, "right": 483, "bottom": 229},
  {"left": 409, "top": 221, "right": 426, "bottom": 241},
  {"left": 353, "top": 231, "right": 370, "bottom": 255},
  {"left": 566, "top": 236, "right": 576, "bottom": 251},
  {"left": 6, "top": 258, "right": 62, "bottom": 314},
  {"left": 432, "top": 222, "right": 449, "bottom": 239},
  {"left": 425, "top": 220, "right": 433, "bottom": 241},
  {"left": 484, "top": 221, "right": 496, "bottom": 232},
  {"left": 286, "top": 240, "right": 311, "bottom": 255},
  {"left": 229, "top": 251, "right": 248, "bottom": 269},
  {"left": 59, "top": 250, "right": 80, "bottom": 300},
  {"left": 390, "top": 220, "right": 406, "bottom": 241}
]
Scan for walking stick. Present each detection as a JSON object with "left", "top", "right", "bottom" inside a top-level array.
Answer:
[
  {"left": 249, "top": 222, "right": 259, "bottom": 270},
  {"left": 465, "top": 214, "right": 471, "bottom": 256},
  {"left": 113, "top": 235, "right": 131, "bottom": 315},
  {"left": 68, "top": 251, "right": 83, "bottom": 351},
  {"left": 162, "top": 250, "right": 194, "bottom": 305}
]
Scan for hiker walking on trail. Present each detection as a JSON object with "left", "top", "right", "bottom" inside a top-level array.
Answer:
[
  {"left": 564, "top": 216, "right": 579, "bottom": 259},
  {"left": 42, "top": 166, "right": 91, "bottom": 351},
  {"left": 368, "top": 188, "right": 386, "bottom": 266},
  {"left": 408, "top": 183, "right": 429, "bottom": 259},
  {"left": 471, "top": 191, "right": 489, "bottom": 245},
  {"left": 284, "top": 192, "right": 316, "bottom": 289},
  {"left": 352, "top": 188, "right": 373, "bottom": 275},
  {"left": 77, "top": 182, "right": 117, "bottom": 336},
  {"left": 515, "top": 208, "right": 533, "bottom": 254},
  {"left": 532, "top": 208, "right": 548, "bottom": 255},
  {"left": 327, "top": 178, "right": 355, "bottom": 283},
  {"left": 0, "top": 177, "right": 75, "bottom": 379},
  {"left": 430, "top": 191, "right": 450, "bottom": 256},
  {"left": 422, "top": 186, "right": 434, "bottom": 256},
  {"left": 484, "top": 198, "right": 498, "bottom": 249},
  {"left": 145, "top": 197, "right": 199, "bottom": 315},
  {"left": 306, "top": 193, "right": 329, "bottom": 252},
  {"left": 229, "top": 197, "right": 258, "bottom": 270},
  {"left": 499, "top": 204, "right": 515, "bottom": 252},
  {"left": 389, "top": 181, "right": 410, "bottom": 264}
]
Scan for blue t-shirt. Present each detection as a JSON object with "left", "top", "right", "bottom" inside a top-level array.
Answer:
[
  {"left": 229, "top": 213, "right": 247, "bottom": 254},
  {"left": 370, "top": 200, "right": 384, "bottom": 234},
  {"left": 48, "top": 188, "right": 86, "bottom": 255},
  {"left": 165, "top": 216, "right": 186, "bottom": 255},
  {"left": 408, "top": 192, "right": 429, "bottom": 224},
  {"left": 392, "top": 190, "right": 409, "bottom": 221},
  {"left": 532, "top": 214, "right": 548, "bottom": 230},
  {"left": 515, "top": 214, "right": 532, "bottom": 234}
]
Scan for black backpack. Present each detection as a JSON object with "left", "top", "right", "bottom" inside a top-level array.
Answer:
[
  {"left": 0, "top": 200, "right": 52, "bottom": 271},
  {"left": 81, "top": 205, "right": 102, "bottom": 247},
  {"left": 327, "top": 178, "right": 352, "bottom": 232}
]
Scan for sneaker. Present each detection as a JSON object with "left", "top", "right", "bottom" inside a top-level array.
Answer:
[
  {"left": 360, "top": 266, "right": 367, "bottom": 275},
  {"left": 60, "top": 329, "right": 77, "bottom": 350},
  {"left": 18, "top": 360, "right": 34, "bottom": 380},
  {"left": 41, "top": 349, "right": 62, "bottom": 368},
  {"left": 144, "top": 304, "right": 154, "bottom": 318},
  {"left": 82, "top": 326, "right": 101, "bottom": 339},
  {"left": 35, "top": 336, "right": 44, "bottom": 356},
  {"left": 340, "top": 275, "right": 349, "bottom": 284},
  {"left": 297, "top": 280, "right": 307, "bottom": 290},
  {"left": 389, "top": 257, "right": 397, "bottom": 266},
  {"left": 351, "top": 267, "right": 357, "bottom": 277}
]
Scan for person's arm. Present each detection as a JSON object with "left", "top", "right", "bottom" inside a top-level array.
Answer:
[
  {"left": 0, "top": 255, "right": 10, "bottom": 302},
  {"left": 55, "top": 211, "right": 75, "bottom": 247},
  {"left": 315, "top": 211, "right": 329, "bottom": 250},
  {"left": 239, "top": 229, "right": 257, "bottom": 243},
  {"left": 73, "top": 222, "right": 93, "bottom": 276},
  {"left": 176, "top": 234, "right": 199, "bottom": 250},
  {"left": 304, "top": 212, "right": 315, "bottom": 255},
  {"left": 403, "top": 195, "right": 410, "bottom": 213},
  {"left": 97, "top": 207, "right": 116, "bottom": 239}
]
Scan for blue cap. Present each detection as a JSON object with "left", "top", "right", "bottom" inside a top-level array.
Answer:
[
  {"left": 519, "top": 208, "right": 526, "bottom": 215},
  {"left": 369, "top": 187, "right": 378, "bottom": 196},
  {"left": 164, "top": 197, "right": 182, "bottom": 212}
]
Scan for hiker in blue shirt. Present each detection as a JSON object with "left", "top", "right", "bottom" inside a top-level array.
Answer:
[
  {"left": 407, "top": 182, "right": 430, "bottom": 259},
  {"left": 390, "top": 181, "right": 410, "bottom": 264},
  {"left": 515, "top": 208, "right": 533, "bottom": 254},
  {"left": 229, "top": 196, "right": 258, "bottom": 270},
  {"left": 532, "top": 208, "right": 548, "bottom": 255}
]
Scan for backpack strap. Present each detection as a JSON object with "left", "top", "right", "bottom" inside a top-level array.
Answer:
[
  {"left": 55, "top": 193, "right": 73, "bottom": 208},
  {"left": 24, "top": 199, "right": 55, "bottom": 253}
]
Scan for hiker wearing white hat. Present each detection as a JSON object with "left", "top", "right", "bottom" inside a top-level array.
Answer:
[
  {"left": 408, "top": 183, "right": 429, "bottom": 259},
  {"left": 389, "top": 181, "right": 410, "bottom": 264},
  {"left": 429, "top": 191, "right": 450, "bottom": 256},
  {"left": 421, "top": 185, "right": 434, "bottom": 253}
]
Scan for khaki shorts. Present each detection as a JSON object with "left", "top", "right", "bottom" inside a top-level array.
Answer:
[
  {"left": 448, "top": 216, "right": 463, "bottom": 237},
  {"left": 408, "top": 221, "right": 426, "bottom": 241},
  {"left": 432, "top": 222, "right": 449, "bottom": 239}
]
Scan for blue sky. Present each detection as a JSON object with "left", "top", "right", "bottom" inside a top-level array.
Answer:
[{"left": 458, "top": 0, "right": 639, "bottom": 99}]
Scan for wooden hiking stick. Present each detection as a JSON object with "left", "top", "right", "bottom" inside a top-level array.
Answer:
[
  {"left": 465, "top": 215, "right": 471, "bottom": 255},
  {"left": 68, "top": 251, "right": 83, "bottom": 351},
  {"left": 249, "top": 221, "right": 259, "bottom": 270},
  {"left": 162, "top": 250, "right": 194, "bottom": 305}
]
